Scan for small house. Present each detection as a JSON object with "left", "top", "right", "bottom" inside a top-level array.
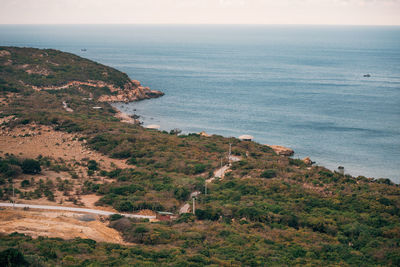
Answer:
[
  {"left": 239, "top": 135, "right": 254, "bottom": 141},
  {"left": 156, "top": 211, "right": 176, "bottom": 221}
]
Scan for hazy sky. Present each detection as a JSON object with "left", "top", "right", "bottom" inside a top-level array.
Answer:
[{"left": 1, "top": 0, "right": 399, "bottom": 25}]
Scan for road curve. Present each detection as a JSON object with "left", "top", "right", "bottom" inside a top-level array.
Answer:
[{"left": 0, "top": 203, "right": 156, "bottom": 219}]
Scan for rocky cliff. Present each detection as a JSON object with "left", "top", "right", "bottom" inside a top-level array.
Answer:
[{"left": 98, "top": 80, "right": 164, "bottom": 103}]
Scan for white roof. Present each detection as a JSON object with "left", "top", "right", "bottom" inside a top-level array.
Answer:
[
  {"left": 239, "top": 134, "right": 254, "bottom": 140},
  {"left": 146, "top": 124, "right": 160, "bottom": 129}
]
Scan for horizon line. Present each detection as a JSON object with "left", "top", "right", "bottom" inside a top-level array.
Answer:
[{"left": 1, "top": 23, "right": 400, "bottom": 27}]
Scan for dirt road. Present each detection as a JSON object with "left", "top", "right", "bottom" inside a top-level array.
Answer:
[{"left": 0, "top": 203, "right": 156, "bottom": 219}]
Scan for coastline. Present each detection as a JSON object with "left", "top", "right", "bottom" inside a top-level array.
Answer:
[
  {"left": 112, "top": 103, "right": 399, "bottom": 183},
  {"left": 114, "top": 108, "right": 136, "bottom": 124}
]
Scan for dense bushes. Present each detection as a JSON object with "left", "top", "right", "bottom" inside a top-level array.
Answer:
[
  {"left": 174, "top": 186, "right": 190, "bottom": 201},
  {"left": 0, "top": 157, "right": 41, "bottom": 178},
  {"left": 21, "top": 159, "right": 41, "bottom": 174},
  {"left": 260, "top": 169, "right": 277, "bottom": 178},
  {"left": 195, "top": 207, "right": 220, "bottom": 221},
  {"left": 113, "top": 200, "right": 165, "bottom": 212},
  {"left": 0, "top": 248, "right": 28, "bottom": 267},
  {"left": 0, "top": 158, "right": 20, "bottom": 178}
]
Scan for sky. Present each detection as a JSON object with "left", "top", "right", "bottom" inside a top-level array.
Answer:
[{"left": 0, "top": 0, "right": 400, "bottom": 25}]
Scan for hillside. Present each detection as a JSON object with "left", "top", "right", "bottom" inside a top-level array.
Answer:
[
  {"left": 0, "top": 46, "right": 163, "bottom": 102},
  {"left": 0, "top": 47, "right": 399, "bottom": 266}
]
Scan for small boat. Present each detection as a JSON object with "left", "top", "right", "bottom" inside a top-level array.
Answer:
[
  {"left": 81, "top": 48, "right": 87, "bottom": 52},
  {"left": 363, "top": 74, "right": 371, "bottom": 77}
]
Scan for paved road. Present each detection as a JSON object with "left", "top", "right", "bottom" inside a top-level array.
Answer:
[
  {"left": 208, "top": 156, "right": 241, "bottom": 182},
  {"left": 0, "top": 203, "right": 156, "bottom": 219},
  {"left": 229, "top": 155, "right": 241, "bottom": 162},
  {"left": 179, "top": 203, "right": 190, "bottom": 214},
  {"left": 206, "top": 165, "right": 230, "bottom": 183}
]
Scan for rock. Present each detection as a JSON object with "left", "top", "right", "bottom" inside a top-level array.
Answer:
[
  {"left": 199, "top": 131, "right": 211, "bottom": 137},
  {"left": 98, "top": 80, "right": 164, "bottom": 103},
  {"left": 131, "top": 80, "right": 141, "bottom": 87},
  {"left": 0, "top": 50, "right": 11, "bottom": 57},
  {"left": 267, "top": 145, "right": 294, "bottom": 156},
  {"left": 302, "top": 157, "right": 313, "bottom": 165}
]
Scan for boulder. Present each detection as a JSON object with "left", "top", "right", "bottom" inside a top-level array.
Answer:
[
  {"left": 268, "top": 145, "right": 294, "bottom": 156},
  {"left": 302, "top": 157, "right": 313, "bottom": 165},
  {"left": 199, "top": 131, "right": 211, "bottom": 137}
]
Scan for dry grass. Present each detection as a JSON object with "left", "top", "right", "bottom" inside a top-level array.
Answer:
[{"left": 0, "top": 124, "right": 129, "bottom": 170}]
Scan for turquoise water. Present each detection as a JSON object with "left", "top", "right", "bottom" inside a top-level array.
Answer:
[{"left": 0, "top": 25, "right": 399, "bottom": 181}]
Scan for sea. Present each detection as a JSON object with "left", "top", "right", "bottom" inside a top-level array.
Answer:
[{"left": 0, "top": 25, "right": 399, "bottom": 182}]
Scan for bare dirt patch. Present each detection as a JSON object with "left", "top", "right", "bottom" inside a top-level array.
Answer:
[
  {"left": 0, "top": 124, "right": 129, "bottom": 170},
  {"left": 0, "top": 208, "right": 127, "bottom": 244}
]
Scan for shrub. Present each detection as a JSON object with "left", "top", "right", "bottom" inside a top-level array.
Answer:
[
  {"left": 195, "top": 208, "right": 220, "bottom": 221},
  {"left": 0, "top": 161, "right": 20, "bottom": 178},
  {"left": 87, "top": 160, "right": 98, "bottom": 171},
  {"left": 20, "top": 180, "right": 30, "bottom": 188},
  {"left": 21, "top": 159, "right": 41, "bottom": 174},
  {"left": 194, "top": 164, "right": 206, "bottom": 174},
  {"left": 110, "top": 214, "right": 124, "bottom": 221},
  {"left": 115, "top": 201, "right": 133, "bottom": 212},
  {"left": 127, "top": 157, "right": 137, "bottom": 165},
  {"left": 176, "top": 213, "right": 196, "bottom": 223},
  {"left": 261, "top": 169, "right": 276, "bottom": 179},
  {"left": 174, "top": 187, "right": 190, "bottom": 201}
]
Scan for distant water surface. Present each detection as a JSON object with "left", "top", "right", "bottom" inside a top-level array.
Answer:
[{"left": 0, "top": 25, "right": 399, "bottom": 182}]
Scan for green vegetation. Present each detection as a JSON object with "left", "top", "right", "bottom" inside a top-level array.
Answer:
[
  {"left": 0, "top": 247, "right": 28, "bottom": 267},
  {"left": 0, "top": 46, "right": 399, "bottom": 266},
  {"left": 0, "top": 47, "right": 130, "bottom": 88},
  {"left": 21, "top": 159, "right": 41, "bottom": 174}
]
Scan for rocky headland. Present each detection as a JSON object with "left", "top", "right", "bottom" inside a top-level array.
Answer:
[{"left": 98, "top": 79, "right": 164, "bottom": 103}]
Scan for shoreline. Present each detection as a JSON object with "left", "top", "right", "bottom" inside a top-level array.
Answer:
[
  {"left": 112, "top": 104, "right": 398, "bottom": 183},
  {"left": 113, "top": 108, "right": 136, "bottom": 124}
]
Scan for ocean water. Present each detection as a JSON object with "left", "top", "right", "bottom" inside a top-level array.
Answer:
[{"left": 0, "top": 25, "right": 399, "bottom": 182}]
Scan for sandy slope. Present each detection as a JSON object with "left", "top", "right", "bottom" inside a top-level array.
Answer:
[
  {"left": 0, "top": 124, "right": 129, "bottom": 170},
  {"left": 0, "top": 208, "right": 127, "bottom": 244}
]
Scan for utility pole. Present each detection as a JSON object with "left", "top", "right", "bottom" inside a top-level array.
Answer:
[
  {"left": 229, "top": 143, "right": 232, "bottom": 166},
  {"left": 12, "top": 180, "right": 15, "bottom": 209},
  {"left": 192, "top": 196, "right": 196, "bottom": 215},
  {"left": 220, "top": 157, "right": 223, "bottom": 179}
]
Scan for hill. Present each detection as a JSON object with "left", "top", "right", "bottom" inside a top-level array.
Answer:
[{"left": 0, "top": 47, "right": 399, "bottom": 266}]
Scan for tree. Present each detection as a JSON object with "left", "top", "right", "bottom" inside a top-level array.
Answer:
[
  {"left": 87, "top": 160, "right": 98, "bottom": 171},
  {"left": 174, "top": 187, "right": 190, "bottom": 201},
  {"left": 20, "top": 180, "right": 30, "bottom": 188},
  {"left": 21, "top": 159, "right": 41, "bottom": 174}
]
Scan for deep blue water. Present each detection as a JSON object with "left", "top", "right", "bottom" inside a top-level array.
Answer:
[{"left": 0, "top": 25, "right": 399, "bottom": 182}]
